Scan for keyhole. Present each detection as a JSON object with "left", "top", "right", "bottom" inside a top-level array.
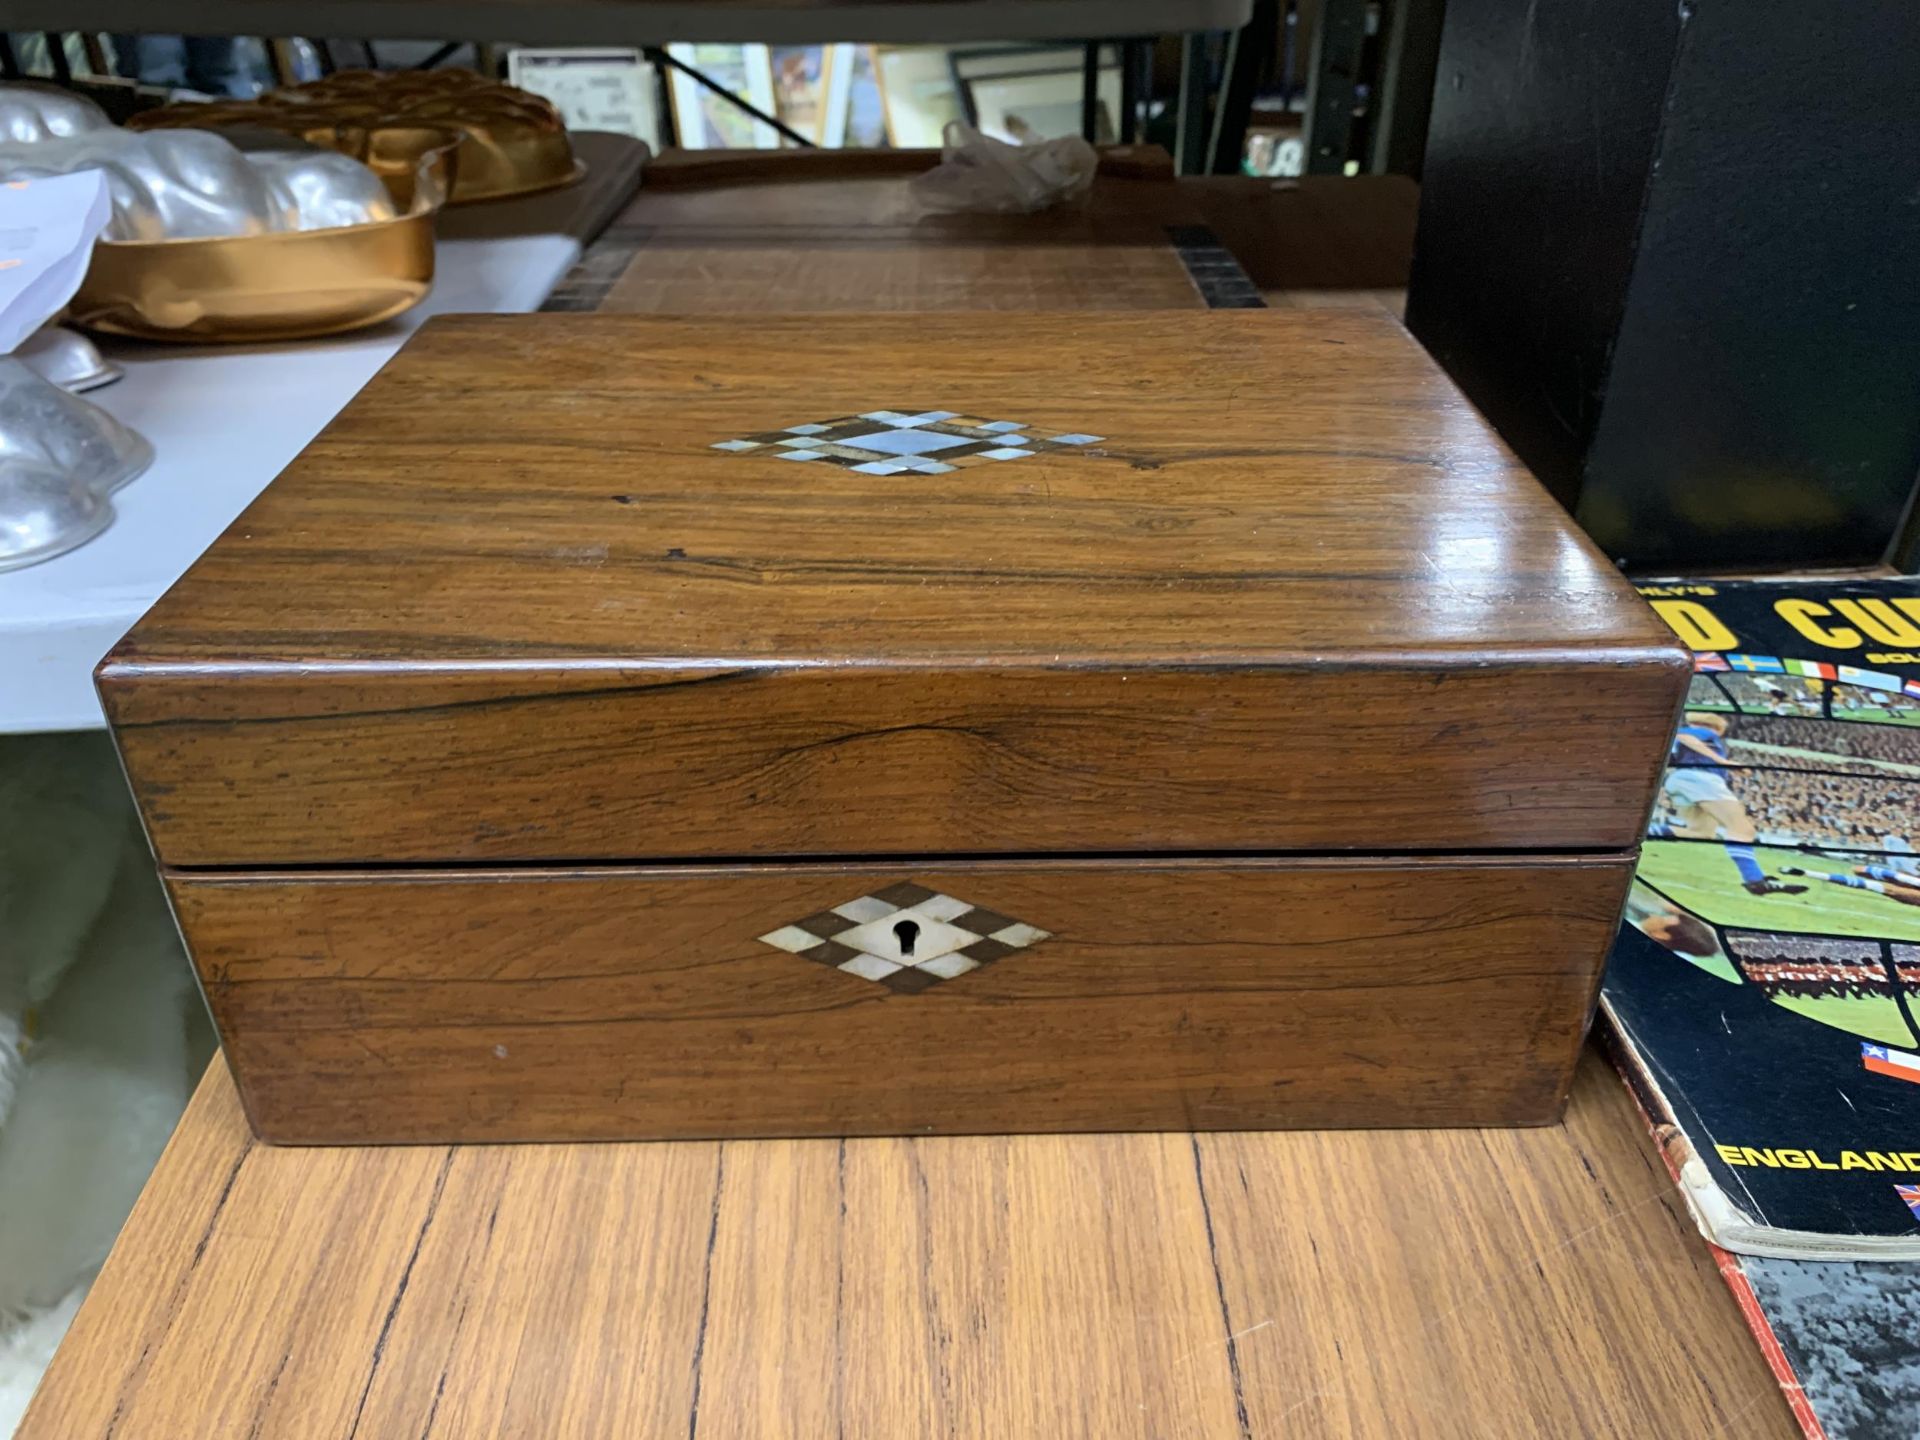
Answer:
[{"left": 894, "top": 919, "right": 919, "bottom": 957}]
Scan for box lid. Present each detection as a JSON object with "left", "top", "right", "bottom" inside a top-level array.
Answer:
[{"left": 100, "top": 311, "right": 1686, "bottom": 866}]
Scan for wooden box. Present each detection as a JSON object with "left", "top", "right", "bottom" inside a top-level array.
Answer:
[{"left": 100, "top": 311, "right": 1687, "bottom": 1143}]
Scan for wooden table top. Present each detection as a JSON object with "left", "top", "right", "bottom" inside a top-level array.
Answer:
[
  {"left": 21, "top": 1050, "right": 1794, "bottom": 1438},
  {"left": 24, "top": 151, "right": 1796, "bottom": 1438}
]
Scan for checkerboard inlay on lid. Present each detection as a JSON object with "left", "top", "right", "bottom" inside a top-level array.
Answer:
[{"left": 712, "top": 409, "right": 1103, "bottom": 475}]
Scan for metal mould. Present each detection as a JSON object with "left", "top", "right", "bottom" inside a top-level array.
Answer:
[
  {"left": 16, "top": 326, "right": 122, "bottom": 392},
  {"left": 0, "top": 83, "right": 114, "bottom": 145},
  {"left": 0, "top": 357, "right": 152, "bottom": 572},
  {"left": 0, "top": 128, "right": 400, "bottom": 241},
  {"left": 0, "top": 128, "right": 442, "bottom": 342},
  {"left": 70, "top": 203, "right": 435, "bottom": 343}
]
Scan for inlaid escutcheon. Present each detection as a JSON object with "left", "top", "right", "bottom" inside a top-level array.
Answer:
[
  {"left": 168, "top": 853, "right": 1636, "bottom": 1143},
  {"left": 757, "top": 880, "right": 1052, "bottom": 992}
]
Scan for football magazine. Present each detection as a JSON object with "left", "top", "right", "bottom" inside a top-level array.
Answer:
[{"left": 1601, "top": 577, "right": 1920, "bottom": 1260}]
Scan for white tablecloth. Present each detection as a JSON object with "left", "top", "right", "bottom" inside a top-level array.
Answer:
[{"left": 0, "top": 133, "right": 644, "bottom": 733}]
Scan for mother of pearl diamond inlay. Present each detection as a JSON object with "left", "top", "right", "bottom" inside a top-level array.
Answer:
[
  {"left": 758, "top": 882, "right": 1050, "bottom": 993},
  {"left": 711, "top": 410, "right": 1103, "bottom": 476}
]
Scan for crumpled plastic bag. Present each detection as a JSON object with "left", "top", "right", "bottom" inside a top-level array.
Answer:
[{"left": 910, "top": 121, "right": 1097, "bottom": 215}]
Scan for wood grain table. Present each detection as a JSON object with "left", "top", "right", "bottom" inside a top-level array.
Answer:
[
  {"left": 21, "top": 150, "right": 1797, "bottom": 1439},
  {"left": 21, "top": 1051, "right": 1794, "bottom": 1438}
]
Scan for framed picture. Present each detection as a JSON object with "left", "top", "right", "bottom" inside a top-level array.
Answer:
[
  {"left": 872, "top": 46, "right": 965, "bottom": 149},
  {"left": 950, "top": 45, "right": 1125, "bottom": 145},
  {"left": 821, "top": 44, "right": 890, "bottom": 148},
  {"left": 665, "top": 43, "right": 778, "bottom": 149},
  {"left": 507, "top": 47, "right": 662, "bottom": 148},
  {"left": 1245, "top": 124, "right": 1305, "bottom": 178},
  {"left": 768, "top": 44, "right": 833, "bottom": 145}
]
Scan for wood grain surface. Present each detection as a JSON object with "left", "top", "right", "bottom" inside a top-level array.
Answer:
[
  {"left": 101, "top": 309, "right": 1686, "bottom": 864},
  {"left": 591, "top": 215, "right": 1206, "bottom": 313},
  {"left": 635, "top": 144, "right": 1176, "bottom": 190},
  {"left": 17, "top": 1046, "right": 1797, "bottom": 1439},
  {"left": 169, "top": 854, "right": 1632, "bottom": 1142},
  {"left": 111, "top": 660, "right": 1685, "bottom": 867},
  {"left": 552, "top": 159, "right": 1410, "bottom": 318},
  {"left": 1186, "top": 174, "right": 1421, "bottom": 314},
  {"left": 550, "top": 144, "right": 1199, "bottom": 314}
]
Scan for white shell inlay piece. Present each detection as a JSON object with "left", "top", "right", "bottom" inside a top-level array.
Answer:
[
  {"left": 838, "top": 952, "right": 902, "bottom": 981},
  {"left": 990, "top": 922, "right": 1048, "bottom": 947},
  {"left": 914, "top": 893, "right": 973, "bottom": 922},
  {"left": 918, "top": 952, "right": 981, "bottom": 980},
  {"left": 758, "top": 924, "right": 822, "bottom": 953},
  {"left": 832, "top": 895, "right": 897, "bottom": 923}
]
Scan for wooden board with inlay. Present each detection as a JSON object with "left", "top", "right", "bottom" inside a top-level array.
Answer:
[
  {"left": 171, "top": 854, "right": 1633, "bottom": 1143},
  {"left": 27, "top": 169, "right": 1792, "bottom": 1437},
  {"left": 99, "top": 309, "right": 1687, "bottom": 1141}
]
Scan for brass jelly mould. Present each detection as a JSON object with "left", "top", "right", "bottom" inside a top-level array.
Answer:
[{"left": 126, "top": 69, "right": 583, "bottom": 207}]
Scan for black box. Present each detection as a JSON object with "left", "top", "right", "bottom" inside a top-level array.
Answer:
[{"left": 1406, "top": 0, "right": 1920, "bottom": 571}]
